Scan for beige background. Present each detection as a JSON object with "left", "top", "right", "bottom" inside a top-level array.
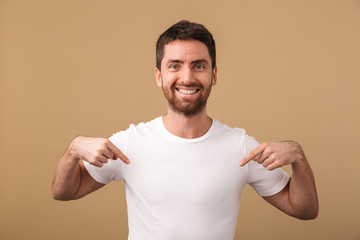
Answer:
[{"left": 1, "top": 0, "right": 359, "bottom": 239}]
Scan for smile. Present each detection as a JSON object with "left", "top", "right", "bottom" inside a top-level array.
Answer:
[{"left": 176, "top": 88, "right": 200, "bottom": 95}]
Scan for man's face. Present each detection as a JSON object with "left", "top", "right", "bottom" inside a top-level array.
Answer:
[{"left": 155, "top": 40, "right": 217, "bottom": 117}]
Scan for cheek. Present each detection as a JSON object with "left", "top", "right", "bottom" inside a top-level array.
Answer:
[
  {"left": 162, "top": 73, "right": 177, "bottom": 86},
  {"left": 199, "top": 73, "right": 214, "bottom": 86}
]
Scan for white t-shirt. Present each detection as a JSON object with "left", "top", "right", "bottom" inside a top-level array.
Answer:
[{"left": 84, "top": 117, "right": 290, "bottom": 240}]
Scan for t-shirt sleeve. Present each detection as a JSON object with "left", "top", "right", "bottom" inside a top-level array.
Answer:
[
  {"left": 245, "top": 135, "right": 290, "bottom": 197},
  {"left": 83, "top": 130, "right": 128, "bottom": 184}
]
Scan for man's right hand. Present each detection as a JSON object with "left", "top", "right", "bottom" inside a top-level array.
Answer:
[
  {"left": 52, "top": 136, "right": 129, "bottom": 200},
  {"left": 69, "top": 136, "right": 130, "bottom": 167}
]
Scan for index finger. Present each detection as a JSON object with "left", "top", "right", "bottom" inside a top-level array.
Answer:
[
  {"left": 107, "top": 140, "right": 130, "bottom": 164},
  {"left": 239, "top": 144, "right": 265, "bottom": 167}
]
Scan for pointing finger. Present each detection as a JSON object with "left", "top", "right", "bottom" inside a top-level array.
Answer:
[
  {"left": 239, "top": 144, "right": 265, "bottom": 167},
  {"left": 107, "top": 140, "right": 130, "bottom": 164}
]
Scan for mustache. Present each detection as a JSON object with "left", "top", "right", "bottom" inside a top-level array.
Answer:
[{"left": 173, "top": 83, "right": 202, "bottom": 88}]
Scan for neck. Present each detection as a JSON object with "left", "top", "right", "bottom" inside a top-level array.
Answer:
[{"left": 162, "top": 108, "right": 212, "bottom": 139}]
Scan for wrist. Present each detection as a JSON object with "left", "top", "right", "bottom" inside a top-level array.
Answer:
[
  {"left": 291, "top": 152, "right": 308, "bottom": 172},
  {"left": 66, "top": 136, "right": 84, "bottom": 162},
  {"left": 289, "top": 141, "right": 307, "bottom": 166}
]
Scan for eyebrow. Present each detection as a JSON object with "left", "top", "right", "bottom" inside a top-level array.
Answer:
[
  {"left": 166, "top": 59, "right": 209, "bottom": 66},
  {"left": 192, "top": 59, "right": 209, "bottom": 65}
]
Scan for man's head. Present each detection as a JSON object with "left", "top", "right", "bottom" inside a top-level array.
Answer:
[
  {"left": 156, "top": 20, "right": 216, "bottom": 71},
  {"left": 155, "top": 21, "right": 218, "bottom": 117}
]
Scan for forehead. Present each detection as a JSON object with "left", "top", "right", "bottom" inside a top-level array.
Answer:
[{"left": 162, "top": 40, "right": 210, "bottom": 63}]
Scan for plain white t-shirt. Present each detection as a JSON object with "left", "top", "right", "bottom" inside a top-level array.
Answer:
[{"left": 84, "top": 117, "right": 290, "bottom": 240}]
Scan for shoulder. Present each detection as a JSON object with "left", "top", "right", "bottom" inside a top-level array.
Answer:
[
  {"left": 110, "top": 117, "right": 162, "bottom": 139},
  {"left": 212, "top": 119, "right": 247, "bottom": 138},
  {"left": 210, "top": 119, "right": 250, "bottom": 147},
  {"left": 212, "top": 119, "right": 260, "bottom": 152}
]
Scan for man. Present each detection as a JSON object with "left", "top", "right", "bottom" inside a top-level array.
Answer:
[{"left": 52, "top": 20, "right": 318, "bottom": 239}]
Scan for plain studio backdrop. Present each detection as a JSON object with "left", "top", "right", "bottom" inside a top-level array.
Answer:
[{"left": 1, "top": 1, "right": 359, "bottom": 239}]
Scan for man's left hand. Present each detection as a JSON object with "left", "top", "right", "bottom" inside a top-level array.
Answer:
[{"left": 239, "top": 141, "right": 305, "bottom": 170}]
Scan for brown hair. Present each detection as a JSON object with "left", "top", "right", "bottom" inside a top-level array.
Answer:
[{"left": 156, "top": 20, "right": 216, "bottom": 70}]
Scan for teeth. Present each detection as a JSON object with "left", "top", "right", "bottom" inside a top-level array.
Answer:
[{"left": 177, "top": 89, "right": 197, "bottom": 94}]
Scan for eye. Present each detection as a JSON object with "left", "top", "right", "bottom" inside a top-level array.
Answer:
[
  {"left": 169, "top": 64, "right": 179, "bottom": 70},
  {"left": 194, "top": 64, "right": 205, "bottom": 70}
]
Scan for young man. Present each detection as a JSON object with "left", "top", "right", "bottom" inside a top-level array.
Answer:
[{"left": 52, "top": 20, "right": 318, "bottom": 239}]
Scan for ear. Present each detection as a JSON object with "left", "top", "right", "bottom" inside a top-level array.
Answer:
[
  {"left": 212, "top": 66, "right": 217, "bottom": 86},
  {"left": 155, "top": 67, "right": 162, "bottom": 88}
]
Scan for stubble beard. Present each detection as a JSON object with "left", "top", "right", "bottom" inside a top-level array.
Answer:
[{"left": 162, "top": 79, "right": 213, "bottom": 117}]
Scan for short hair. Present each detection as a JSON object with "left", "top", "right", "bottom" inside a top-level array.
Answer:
[{"left": 156, "top": 20, "right": 216, "bottom": 70}]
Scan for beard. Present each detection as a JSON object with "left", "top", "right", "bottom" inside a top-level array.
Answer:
[{"left": 161, "top": 79, "right": 213, "bottom": 117}]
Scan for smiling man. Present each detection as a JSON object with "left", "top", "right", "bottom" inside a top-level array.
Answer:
[
  {"left": 156, "top": 39, "right": 215, "bottom": 118},
  {"left": 52, "top": 20, "right": 318, "bottom": 240}
]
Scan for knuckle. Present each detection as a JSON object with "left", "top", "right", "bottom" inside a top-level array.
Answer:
[
  {"left": 103, "top": 139, "right": 111, "bottom": 146},
  {"left": 267, "top": 146, "right": 275, "bottom": 153},
  {"left": 88, "top": 159, "right": 97, "bottom": 166},
  {"left": 91, "top": 157, "right": 98, "bottom": 163},
  {"left": 98, "top": 146, "right": 106, "bottom": 152},
  {"left": 95, "top": 152, "right": 103, "bottom": 159},
  {"left": 98, "top": 141, "right": 107, "bottom": 149}
]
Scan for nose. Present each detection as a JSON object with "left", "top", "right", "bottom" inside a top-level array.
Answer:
[{"left": 180, "top": 66, "right": 195, "bottom": 85}]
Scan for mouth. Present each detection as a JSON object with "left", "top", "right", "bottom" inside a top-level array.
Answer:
[{"left": 176, "top": 87, "right": 200, "bottom": 95}]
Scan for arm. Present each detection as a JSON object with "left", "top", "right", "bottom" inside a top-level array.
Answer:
[
  {"left": 51, "top": 136, "right": 130, "bottom": 201},
  {"left": 239, "top": 141, "right": 319, "bottom": 220}
]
